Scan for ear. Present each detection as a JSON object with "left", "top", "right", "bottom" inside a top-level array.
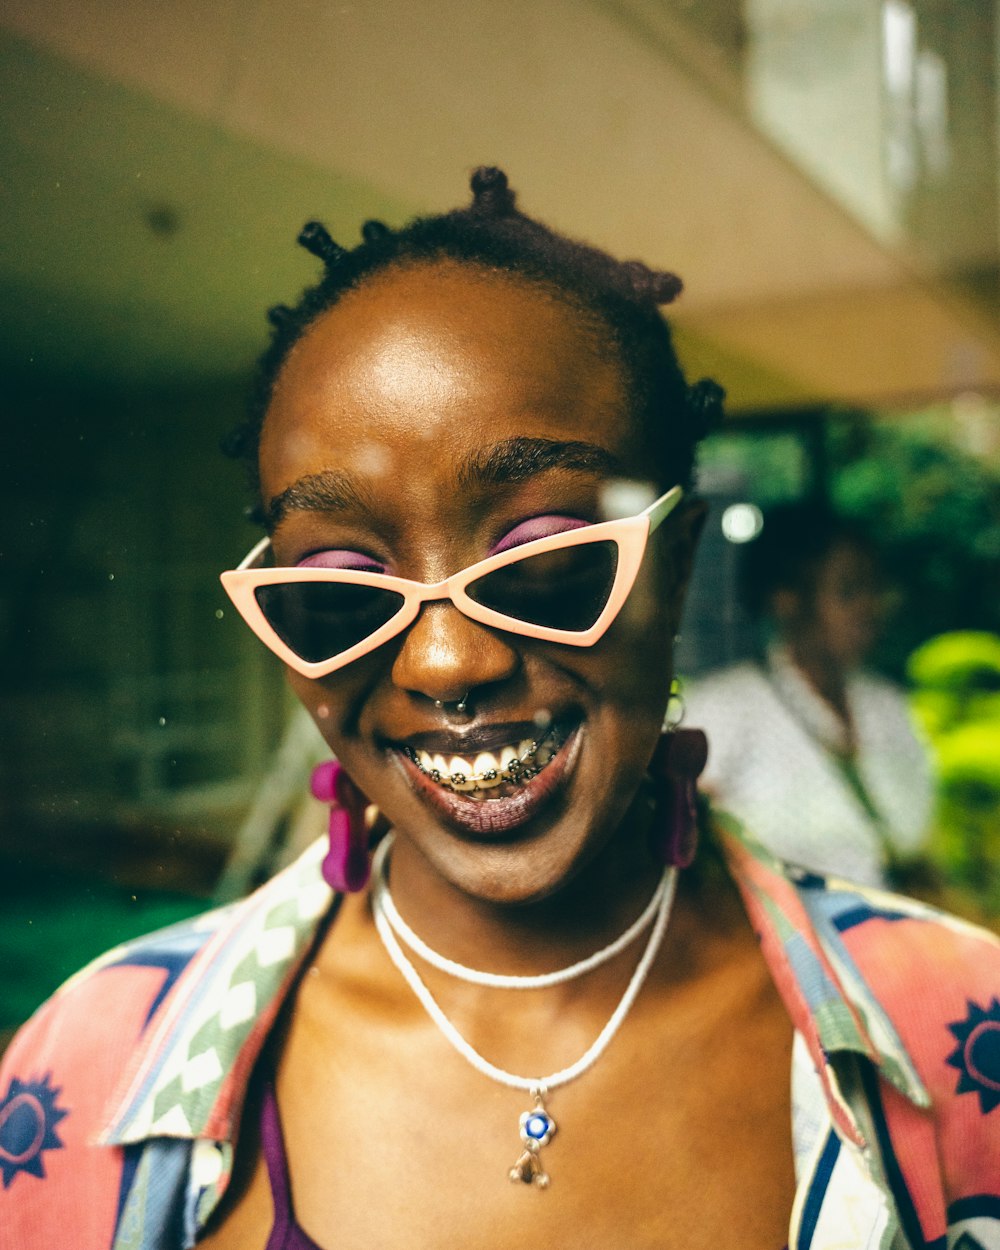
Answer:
[{"left": 660, "top": 499, "right": 708, "bottom": 634}]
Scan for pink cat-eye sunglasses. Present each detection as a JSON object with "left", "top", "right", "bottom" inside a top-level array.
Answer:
[{"left": 220, "top": 484, "right": 683, "bottom": 679}]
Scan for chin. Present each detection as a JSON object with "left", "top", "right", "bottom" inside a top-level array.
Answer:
[
  {"left": 413, "top": 821, "right": 608, "bottom": 908},
  {"left": 378, "top": 727, "right": 646, "bottom": 908}
]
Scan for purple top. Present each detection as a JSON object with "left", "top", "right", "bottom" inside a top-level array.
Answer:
[
  {"left": 261, "top": 1083, "right": 325, "bottom": 1250},
  {"left": 260, "top": 1081, "right": 791, "bottom": 1248}
]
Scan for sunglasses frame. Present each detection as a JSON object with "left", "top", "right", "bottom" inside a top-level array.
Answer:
[{"left": 220, "top": 484, "right": 683, "bottom": 678}]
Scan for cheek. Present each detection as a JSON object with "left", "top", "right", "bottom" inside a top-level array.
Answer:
[
  {"left": 285, "top": 670, "right": 368, "bottom": 751},
  {"left": 606, "top": 567, "right": 677, "bottom": 694},
  {"left": 570, "top": 604, "right": 675, "bottom": 729},
  {"left": 819, "top": 598, "right": 853, "bottom": 641},
  {"left": 286, "top": 673, "right": 336, "bottom": 743}
]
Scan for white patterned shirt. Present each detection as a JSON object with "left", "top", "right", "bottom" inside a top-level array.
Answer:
[{"left": 687, "top": 646, "right": 933, "bottom": 887}]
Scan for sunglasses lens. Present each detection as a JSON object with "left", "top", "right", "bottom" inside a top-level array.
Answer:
[
  {"left": 466, "top": 540, "right": 619, "bottom": 633},
  {"left": 254, "top": 582, "right": 405, "bottom": 664}
]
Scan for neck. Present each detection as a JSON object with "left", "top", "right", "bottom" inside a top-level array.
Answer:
[
  {"left": 381, "top": 810, "right": 663, "bottom": 980},
  {"left": 785, "top": 637, "right": 851, "bottom": 726}
]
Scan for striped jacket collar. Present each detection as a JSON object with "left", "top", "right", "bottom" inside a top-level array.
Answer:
[{"left": 101, "top": 837, "right": 333, "bottom": 1148}]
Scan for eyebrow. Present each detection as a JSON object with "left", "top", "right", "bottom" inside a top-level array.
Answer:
[
  {"left": 457, "top": 438, "right": 621, "bottom": 490},
  {"left": 265, "top": 471, "right": 377, "bottom": 529},
  {"left": 265, "top": 437, "right": 621, "bottom": 528}
]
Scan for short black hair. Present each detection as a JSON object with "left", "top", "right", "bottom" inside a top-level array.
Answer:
[
  {"left": 740, "top": 500, "right": 876, "bottom": 616},
  {"left": 225, "top": 167, "right": 725, "bottom": 515}
]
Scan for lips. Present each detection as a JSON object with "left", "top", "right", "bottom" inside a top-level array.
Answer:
[{"left": 389, "top": 719, "right": 582, "bottom": 838}]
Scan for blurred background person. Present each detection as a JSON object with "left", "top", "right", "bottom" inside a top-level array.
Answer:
[{"left": 686, "top": 501, "right": 933, "bottom": 886}]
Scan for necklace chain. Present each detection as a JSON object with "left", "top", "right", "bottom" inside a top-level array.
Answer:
[
  {"left": 373, "top": 838, "right": 671, "bottom": 989},
  {"left": 370, "top": 835, "right": 677, "bottom": 1093}
]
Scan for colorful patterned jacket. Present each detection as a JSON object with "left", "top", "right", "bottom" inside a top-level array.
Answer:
[{"left": 2, "top": 822, "right": 1000, "bottom": 1249}]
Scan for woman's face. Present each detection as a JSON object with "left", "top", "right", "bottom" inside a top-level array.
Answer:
[
  {"left": 259, "top": 261, "right": 697, "bottom": 904},
  {"left": 781, "top": 541, "right": 885, "bottom": 670},
  {"left": 810, "top": 542, "right": 885, "bottom": 668}
]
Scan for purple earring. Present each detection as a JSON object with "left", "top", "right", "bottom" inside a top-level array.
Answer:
[
  {"left": 311, "top": 760, "right": 372, "bottom": 892},
  {"left": 648, "top": 727, "right": 708, "bottom": 868}
]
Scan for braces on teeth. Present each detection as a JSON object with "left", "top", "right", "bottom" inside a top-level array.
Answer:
[{"left": 405, "top": 728, "right": 563, "bottom": 793}]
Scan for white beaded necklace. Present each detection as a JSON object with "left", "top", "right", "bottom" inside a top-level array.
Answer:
[
  {"left": 376, "top": 840, "right": 672, "bottom": 989},
  {"left": 369, "top": 835, "right": 678, "bottom": 1187}
]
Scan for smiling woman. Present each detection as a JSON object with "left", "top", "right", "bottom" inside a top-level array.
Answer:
[{"left": 4, "top": 169, "right": 1000, "bottom": 1250}]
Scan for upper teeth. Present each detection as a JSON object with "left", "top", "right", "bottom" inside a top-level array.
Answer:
[{"left": 412, "top": 734, "right": 558, "bottom": 789}]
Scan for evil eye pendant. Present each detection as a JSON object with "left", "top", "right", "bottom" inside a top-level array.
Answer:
[{"left": 508, "top": 1088, "right": 556, "bottom": 1188}]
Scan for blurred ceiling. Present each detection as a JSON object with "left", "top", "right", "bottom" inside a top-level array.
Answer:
[{"left": 1, "top": 0, "right": 998, "bottom": 408}]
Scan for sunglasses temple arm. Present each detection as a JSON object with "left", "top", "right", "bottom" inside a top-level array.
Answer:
[
  {"left": 643, "top": 484, "right": 684, "bottom": 533},
  {"left": 238, "top": 534, "right": 272, "bottom": 570}
]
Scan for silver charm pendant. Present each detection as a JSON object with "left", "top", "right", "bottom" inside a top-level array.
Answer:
[{"left": 508, "top": 1087, "right": 556, "bottom": 1188}]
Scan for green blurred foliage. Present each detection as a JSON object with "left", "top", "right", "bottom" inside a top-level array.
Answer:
[
  {"left": 909, "top": 631, "right": 1000, "bottom": 734},
  {"left": 699, "top": 428, "right": 815, "bottom": 504},
  {"left": 908, "top": 629, "right": 1000, "bottom": 691},
  {"left": 829, "top": 412, "right": 1000, "bottom": 679},
  {"left": 907, "top": 631, "right": 1000, "bottom": 913},
  {"left": 828, "top": 412, "right": 1000, "bottom": 912}
]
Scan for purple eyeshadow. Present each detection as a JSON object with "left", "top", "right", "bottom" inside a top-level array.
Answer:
[
  {"left": 490, "top": 514, "right": 590, "bottom": 556},
  {"left": 297, "top": 550, "right": 386, "bottom": 572},
  {"left": 294, "top": 519, "right": 589, "bottom": 572}
]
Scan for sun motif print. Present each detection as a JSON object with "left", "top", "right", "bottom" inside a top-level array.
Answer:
[
  {"left": 0, "top": 1073, "right": 69, "bottom": 1188},
  {"left": 946, "top": 998, "right": 1000, "bottom": 1115}
]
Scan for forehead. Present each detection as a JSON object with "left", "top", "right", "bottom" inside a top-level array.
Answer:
[{"left": 259, "top": 261, "right": 638, "bottom": 506}]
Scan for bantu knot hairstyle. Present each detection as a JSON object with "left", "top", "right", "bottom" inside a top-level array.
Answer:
[
  {"left": 227, "top": 165, "right": 725, "bottom": 507},
  {"left": 265, "top": 303, "right": 294, "bottom": 329},
  {"left": 686, "top": 378, "right": 726, "bottom": 441},
  {"left": 296, "top": 220, "right": 345, "bottom": 266},
  {"left": 469, "top": 165, "right": 518, "bottom": 217},
  {"left": 361, "top": 219, "right": 391, "bottom": 244}
]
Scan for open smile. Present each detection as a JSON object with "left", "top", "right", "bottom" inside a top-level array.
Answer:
[
  {"left": 401, "top": 722, "right": 566, "bottom": 798},
  {"left": 389, "top": 718, "right": 582, "bottom": 837}
]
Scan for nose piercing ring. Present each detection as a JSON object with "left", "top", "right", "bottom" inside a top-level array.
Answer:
[{"left": 434, "top": 692, "right": 470, "bottom": 714}]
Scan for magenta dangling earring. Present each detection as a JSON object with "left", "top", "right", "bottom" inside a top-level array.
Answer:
[
  {"left": 311, "top": 760, "right": 372, "bottom": 892},
  {"left": 649, "top": 682, "right": 708, "bottom": 868}
]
